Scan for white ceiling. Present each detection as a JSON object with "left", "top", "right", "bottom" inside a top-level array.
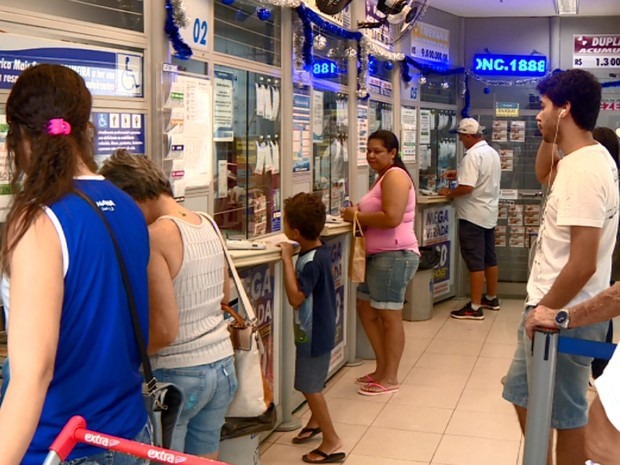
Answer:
[{"left": 428, "top": 0, "right": 620, "bottom": 17}]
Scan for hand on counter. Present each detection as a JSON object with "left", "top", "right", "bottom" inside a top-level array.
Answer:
[
  {"left": 340, "top": 204, "right": 359, "bottom": 222},
  {"left": 438, "top": 188, "right": 452, "bottom": 197},
  {"left": 277, "top": 242, "right": 295, "bottom": 259},
  {"left": 441, "top": 169, "right": 457, "bottom": 180}
]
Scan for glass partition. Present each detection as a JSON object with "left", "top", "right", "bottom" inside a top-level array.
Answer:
[
  {"left": 418, "top": 108, "right": 457, "bottom": 191},
  {"left": 367, "top": 100, "right": 393, "bottom": 188},
  {"left": 312, "top": 88, "right": 349, "bottom": 214},
  {"left": 213, "top": 65, "right": 281, "bottom": 238}
]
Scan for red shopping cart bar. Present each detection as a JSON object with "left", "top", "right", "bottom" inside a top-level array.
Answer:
[{"left": 44, "top": 416, "right": 230, "bottom": 465}]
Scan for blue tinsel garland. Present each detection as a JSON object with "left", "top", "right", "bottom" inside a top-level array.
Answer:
[
  {"left": 164, "top": 0, "right": 192, "bottom": 60},
  {"left": 295, "top": 3, "right": 362, "bottom": 67},
  {"left": 602, "top": 80, "right": 620, "bottom": 88},
  {"left": 400, "top": 56, "right": 465, "bottom": 81},
  {"left": 462, "top": 74, "right": 471, "bottom": 118}
]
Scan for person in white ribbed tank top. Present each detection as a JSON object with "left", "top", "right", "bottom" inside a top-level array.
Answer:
[{"left": 100, "top": 150, "right": 238, "bottom": 460}]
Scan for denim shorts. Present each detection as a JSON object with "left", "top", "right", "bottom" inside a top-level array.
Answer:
[
  {"left": 295, "top": 351, "right": 331, "bottom": 394},
  {"left": 153, "top": 356, "right": 238, "bottom": 455},
  {"left": 502, "top": 305, "right": 609, "bottom": 429},
  {"left": 62, "top": 423, "right": 151, "bottom": 465},
  {"left": 357, "top": 250, "right": 420, "bottom": 310}
]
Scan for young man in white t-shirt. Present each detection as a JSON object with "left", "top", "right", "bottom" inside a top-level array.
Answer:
[
  {"left": 439, "top": 118, "right": 501, "bottom": 320},
  {"left": 502, "top": 69, "right": 619, "bottom": 465}
]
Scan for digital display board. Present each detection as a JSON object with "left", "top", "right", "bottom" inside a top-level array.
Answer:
[
  {"left": 472, "top": 54, "right": 547, "bottom": 77},
  {"left": 312, "top": 58, "right": 340, "bottom": 79}
]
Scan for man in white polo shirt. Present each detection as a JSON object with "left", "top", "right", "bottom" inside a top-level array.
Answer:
[{"left": 439, "top": 117, "right": 501, "bottom": 320}]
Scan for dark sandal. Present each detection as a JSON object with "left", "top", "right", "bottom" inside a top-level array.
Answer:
[
  {"left": 302, "top": 449, "right": 346, "bottom": 463},
  {"left": 292, "top": 427, "right": 321, "bottom": 444}
]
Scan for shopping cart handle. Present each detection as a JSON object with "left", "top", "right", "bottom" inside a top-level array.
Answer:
[
  {"left": 46, "top": 416, "right": 231, "bottom": 465},
  {"left": 48, "top": 416, "right": 87, "bottom": 460}
]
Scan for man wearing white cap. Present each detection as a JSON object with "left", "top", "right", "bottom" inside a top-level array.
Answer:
[{"left": 439, "top": 117, "right": 501, "bottom": 320}]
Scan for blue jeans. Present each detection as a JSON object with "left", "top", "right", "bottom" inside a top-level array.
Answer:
[
  {"left": 502, "top": 305, "right": 609, "bottom": 429},
  {"left": 154, "top": 356, "right": 237, "bottom": 455},
  {"left": 62, "top": 423, "right": 151, "bottom": 465}
]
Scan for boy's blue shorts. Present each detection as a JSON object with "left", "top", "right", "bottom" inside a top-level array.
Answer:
[{"left": 295, "top": 350, "right": 331, "bottom": 394}]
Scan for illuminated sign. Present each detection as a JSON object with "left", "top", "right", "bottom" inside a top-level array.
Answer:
[
  {"left": 472, "top": 54, "right": 547, "bottom": 77},
  {"left": 312, "top": 58, "right": 340, "bottom": 79}
]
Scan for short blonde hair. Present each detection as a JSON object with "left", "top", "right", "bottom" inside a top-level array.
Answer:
[{"left": 99, "top": 149, "right": 173, "bottom": 201}]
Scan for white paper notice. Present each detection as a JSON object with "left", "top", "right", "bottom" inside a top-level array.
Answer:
[
  {"left": 401, "top": 106, "right": 417, "bottom": 163},
  {"left": 180, "top": 76, "right": 212, "bottom": 187},
  {"left": 419, "top": 109, "right": 431, "bottom": 145},
  {"left": 313, "top": 91, "right": 324, "bottom": 142},
  {"left": 214, "top": 75, "right": 234, "bottom": 142},
  {"left": 255, "top": 141, "right": 265, "bottom": 175},
  {"left": 218, "top": 159, "right": 228, "bottom": 199},
  {"left": 357, "top": 104, "right": 369, "bottom": 167},
  {"left": 271, "top": 141, "right": 280, "bottom": 174},
  {"left": 264, "top": 141, "right": 274, "bottom": 172}
]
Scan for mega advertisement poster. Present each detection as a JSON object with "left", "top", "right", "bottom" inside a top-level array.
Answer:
[
  {"left": 422, "top": 205, "right": 453, "bottom": 299},
  {"left": 325, "top": 236, "right": 346, "bottom": 372},
  {"left": 239, "top": 263, "right": 275, "bottom": 392}
]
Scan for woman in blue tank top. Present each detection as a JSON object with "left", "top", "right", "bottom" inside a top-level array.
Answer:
[{"left": 0, "top": 64, "right": 150, "bottom": 464}]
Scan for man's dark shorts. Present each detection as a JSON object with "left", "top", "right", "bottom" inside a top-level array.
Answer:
[{"left": 458, "top": 219, "right": 497, "bottom": 272}]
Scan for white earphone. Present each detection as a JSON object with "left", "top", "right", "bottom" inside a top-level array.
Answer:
[{"left": 559, "top": 108, "right": 567, "bottom": 117}]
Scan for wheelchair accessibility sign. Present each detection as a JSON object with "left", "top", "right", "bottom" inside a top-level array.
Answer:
[
  {"left": 117, "top": 53, "right": 142, "bottom": 97},
  {"left": 93, "top": 112, "right": 145, "bottom": 155}
]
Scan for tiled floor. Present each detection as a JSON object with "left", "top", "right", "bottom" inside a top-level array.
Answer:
[{"left": 257, "top": 298, "right": 604, "bottom": 465}]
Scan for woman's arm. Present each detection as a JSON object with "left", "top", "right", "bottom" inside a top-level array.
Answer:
[
  {"left": 146, "top": 221, "right": 180, "bottom": 354},
  {"left": 0, "top": 213, "right": 63, "bottom": 465},
  {"left": 358, "top": 169, "right": 412, "bottom": 229}
]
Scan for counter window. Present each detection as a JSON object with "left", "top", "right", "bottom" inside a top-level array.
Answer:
[
  {"left": 420, "top": 74, "right": 457, "bottom": 105},
  {"left": 418, "top": 108, "right": 457, "bottom": 192},
  {"left": 213, "top": 65, "right": 281, "bottom": 239},
  {"left": 312, "top": 89, "right": 349, "bottom": 214},
  {"left": 367, "top": 100, "right": 393, "bottom": 188}
]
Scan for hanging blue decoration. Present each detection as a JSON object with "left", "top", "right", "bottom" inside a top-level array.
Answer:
[
  {"left": 400, "top": 59, "right": 412, "bottom": 83},
  {"left": 602, "top": 80, "right": 620, "bottom": 88},
  {"left": 164, "top": 0, "right": 192, "bottom": 60},
  {"left": 484, "top": 86, "right": 491, "bottom": 94},
  {"left": 400, "top": 56, "right": 465, "bottom": 82},
  {"left": 462, "top": 74, "right": 471, "bottom": 118},
  {"left": 257, "top": 7, "right": 272, "bottom": 21},
  {"left": 221, "top": 0, "right": 235, "bottom": 4},
  {"left": 384, "top": 61, "right": 394, "bottom": 71},
  {"left": 295, "top": 3, "right": 362, "bottom": 67}
]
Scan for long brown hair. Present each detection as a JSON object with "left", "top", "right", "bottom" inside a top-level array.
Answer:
[{"left": 2, "top": 64, "right": 96, "bottom": 272}]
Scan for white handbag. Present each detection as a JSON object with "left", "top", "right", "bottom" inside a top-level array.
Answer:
[{"left": 200, "top": 213, "right": 273, "bottom": 418}]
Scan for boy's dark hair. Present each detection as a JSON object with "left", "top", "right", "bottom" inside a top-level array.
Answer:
[
  {"left": 99, "top": 149, "right": 173, "bottom": 201},
  {"left": 593, "top": 127, "right": 620, "bottom": 167},
  {"left": 368, "top": 130, "right": 413, "bottom": 180},
  {"left": 536, "top": 69, "right": 601, "bottom": 132},
  {"left": 284, "top": 193, "right": 326, "bottom": 240}
]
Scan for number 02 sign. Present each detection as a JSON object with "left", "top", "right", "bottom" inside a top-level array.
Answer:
[{"left": 179, "top": 0, "right": 210, "bottom": 53}]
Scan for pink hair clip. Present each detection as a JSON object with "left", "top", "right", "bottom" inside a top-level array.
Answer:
[{"left": 47, "top": 118, "right": 72, "bottom": 136}]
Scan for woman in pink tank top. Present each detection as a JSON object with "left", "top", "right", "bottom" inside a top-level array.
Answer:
[{"left": 341, "top": 130, "right": 420, "bottom": 396}]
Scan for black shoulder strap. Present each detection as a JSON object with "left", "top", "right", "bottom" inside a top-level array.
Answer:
[{"left": 75, "top": 190, "right": 156, "bottom": 394}]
